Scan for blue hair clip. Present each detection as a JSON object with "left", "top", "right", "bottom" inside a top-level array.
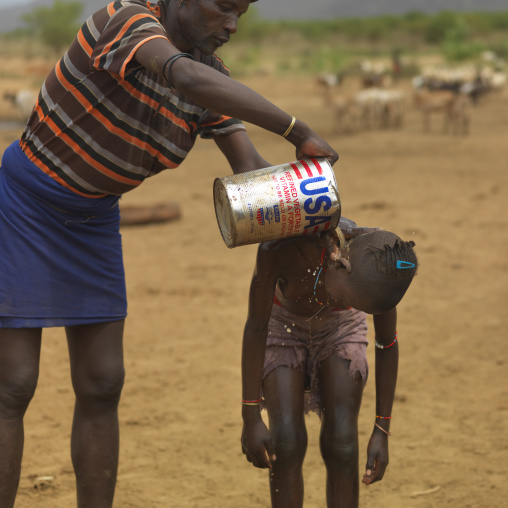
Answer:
[{"left": 396, "top": 260, "right": 415, "bottom": 270}]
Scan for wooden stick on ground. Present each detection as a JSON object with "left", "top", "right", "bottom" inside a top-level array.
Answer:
[
  {"left": 410, "top": 486, "right": 441, "bottom": 498},
  {"left": 119, "top": 202, "right": 181, "bottom": 226}
]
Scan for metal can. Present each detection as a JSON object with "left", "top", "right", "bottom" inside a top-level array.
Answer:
[{"left": 213, "top": 157, "right": 341, "bottom": 248}]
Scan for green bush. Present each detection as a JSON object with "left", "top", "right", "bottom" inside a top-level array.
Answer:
[
  {"left": 440, "top": 16, "right": 485, "bottom": 62},
  {"left": 22, "top": 0, "right": 84, "bottom": 55},
  {"left": 297, "top": 47, "right": 347, "bottom": 74},
  {"left": 425, "top": 11, "right": 460, "bottom": 44},
  {"left": 442, "top": 40, "right": 485, "bottom": 62}
]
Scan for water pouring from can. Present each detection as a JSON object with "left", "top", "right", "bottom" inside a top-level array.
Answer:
[{"left": 214, "top": 157, "right": 341, "bottom": 248}]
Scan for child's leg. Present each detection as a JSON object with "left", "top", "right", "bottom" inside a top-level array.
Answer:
[
  {"left": 318, "top": 356, "right": 364, "bottom": 508},
  {"left": 263, "top": 366, "right": 307, "bottom": 508}
]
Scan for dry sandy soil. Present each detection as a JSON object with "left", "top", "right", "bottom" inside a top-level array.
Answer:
[{"left": 1, "top": 58, "right": 507, "bottom": 508}]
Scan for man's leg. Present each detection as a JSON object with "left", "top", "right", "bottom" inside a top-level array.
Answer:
[
  {"left": 318, "top": 356, "right": 364, "bottom": 508},
  {"left": 263, "top": 366, "right": 307, "bottom": 508},
  {"left": 0, "top": 328, "right": 42, "bottom": 508},
  {"left": 66, "top": 320, "right": 125, "bottom": 508}
]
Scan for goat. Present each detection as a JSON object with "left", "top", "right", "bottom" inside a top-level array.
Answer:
[
  {"left": 413, "top": 65, "right": 506, "bottom": 105},
  {"left": 3, "top": 89, "right": 38, "bottom": 121},
  {"left": 355, "top": 88, "right": 405, "bottom": 130},
  {"left": 447, "top": 94, "right": 471, "bottom": 136},
  {"left": 318, "top": 84, "right": 359, "bottom": 135},
  {"left": 413, "top": 89, "right": 470, "bottom": 135},
  {"left": 331, "top": 95, "right": 359, "bottom": 134},
  {"left": 316, "top": 72, "right": 343, "bottom": 107}
]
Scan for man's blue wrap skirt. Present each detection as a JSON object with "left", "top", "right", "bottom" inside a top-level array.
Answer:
[{"left": 0, "top": 141, "right": 127, "bottom": 328}]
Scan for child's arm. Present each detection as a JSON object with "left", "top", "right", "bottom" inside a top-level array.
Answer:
[
  {"left": 241, "top": 244, "right": 279, "bottom": 469},
  {"left": 362, "top": 307, "right": 398, "bottom": 486}
]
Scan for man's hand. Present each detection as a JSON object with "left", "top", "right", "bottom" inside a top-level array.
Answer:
[
  {"left": 285, "top": 120, "right": 339, "bottom": 166},
  {"left": 294, "top": 135, "right": 338, "bottom": 166}
]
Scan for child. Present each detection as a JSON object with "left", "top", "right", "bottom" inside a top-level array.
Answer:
[{"left": 240, "top": 217, "right": 418, "bottom": 508}]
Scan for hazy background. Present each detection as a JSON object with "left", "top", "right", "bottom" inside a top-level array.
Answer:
[{"left": 1, "top": 0, "right": 508, "bottom": 32}]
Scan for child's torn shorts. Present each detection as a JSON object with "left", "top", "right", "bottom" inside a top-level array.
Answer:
[{"left": 262, "top": 303, "right": 369, "bottom": 416}]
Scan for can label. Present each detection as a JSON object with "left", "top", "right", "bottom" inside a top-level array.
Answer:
[{"left": 214, "top": 158, "right": 341, "bottom": 248}]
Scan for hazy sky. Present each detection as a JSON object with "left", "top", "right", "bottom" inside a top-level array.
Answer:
[
  {"left": 2, "top": 0, "right": 506, "bottom": 20},
  {"left": 0, "top": 0, "right": 337, "bottom": 22}
]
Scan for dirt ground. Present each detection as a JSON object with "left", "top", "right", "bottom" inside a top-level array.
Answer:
[{"left": 1, "top": 61, "right": 508, "bottom": 508}]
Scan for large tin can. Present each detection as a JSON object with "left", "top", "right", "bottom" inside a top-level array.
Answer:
[{"left": 213, "top": 157, "right": 341, "bottom": 248}]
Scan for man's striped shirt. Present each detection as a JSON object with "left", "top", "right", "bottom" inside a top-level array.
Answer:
[{"left": 20, "top": 0, "right": 245, "bottom": 197}]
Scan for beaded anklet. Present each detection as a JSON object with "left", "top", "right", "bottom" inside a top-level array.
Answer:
[
  {"left": 374, "top": 332, "right": 398, "bottom": 349},
  {"left": 242, "top": 398, "right": 261, "bottom": 406}
]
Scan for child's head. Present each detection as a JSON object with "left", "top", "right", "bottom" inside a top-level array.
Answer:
[{"left": 325, "top": 231, "right": 418, "bottom": 314}]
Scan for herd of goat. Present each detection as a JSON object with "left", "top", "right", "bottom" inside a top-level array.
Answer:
[
  {"left": 317, "top": 62, "right": 507, "bottom": 136},
  {"left": 2, "top": 61, "right": 507, "bottom": 138}
]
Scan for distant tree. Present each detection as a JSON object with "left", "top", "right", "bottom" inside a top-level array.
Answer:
[
  {"left": 425, "top": 11, "right": 459, "bottom": 44},
  {"left": 402, "top": 11, "right": 428, "bottom": 37},
  {"left": 441, "top": 18, "right": 484, "bottom": 62},
  {"left": 22, "top": 0, "right": 83, "bottom": 55},
  {"left": 362, "top": 18, "right": 389, "bottom": 42}
]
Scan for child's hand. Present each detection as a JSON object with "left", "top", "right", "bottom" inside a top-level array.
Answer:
[
  {"left": 362, "top": 429, "right": 389, "bottom": 485},
  {"left": 241, "top": 420, "right": 276, "bottom": 469}
]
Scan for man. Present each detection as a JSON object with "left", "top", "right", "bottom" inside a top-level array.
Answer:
[{"left": 0, "top": 1, "right": 338, "bottom": 507}]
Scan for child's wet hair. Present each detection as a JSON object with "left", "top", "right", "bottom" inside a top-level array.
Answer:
[
  {"left": 367, "top": 239, "right": 417, "bottom": 279},
  {"left": 348, "top": 232, "right": 418, "bottom": 313}
]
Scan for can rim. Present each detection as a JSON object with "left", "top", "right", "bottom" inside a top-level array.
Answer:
[{"left": 213, "top": 178, "right": 236, "bottom": 248}]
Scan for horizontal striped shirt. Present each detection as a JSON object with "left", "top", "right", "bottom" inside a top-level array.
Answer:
[{"left": 20, "top": 0, "right": 245, "bottom": 197}]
